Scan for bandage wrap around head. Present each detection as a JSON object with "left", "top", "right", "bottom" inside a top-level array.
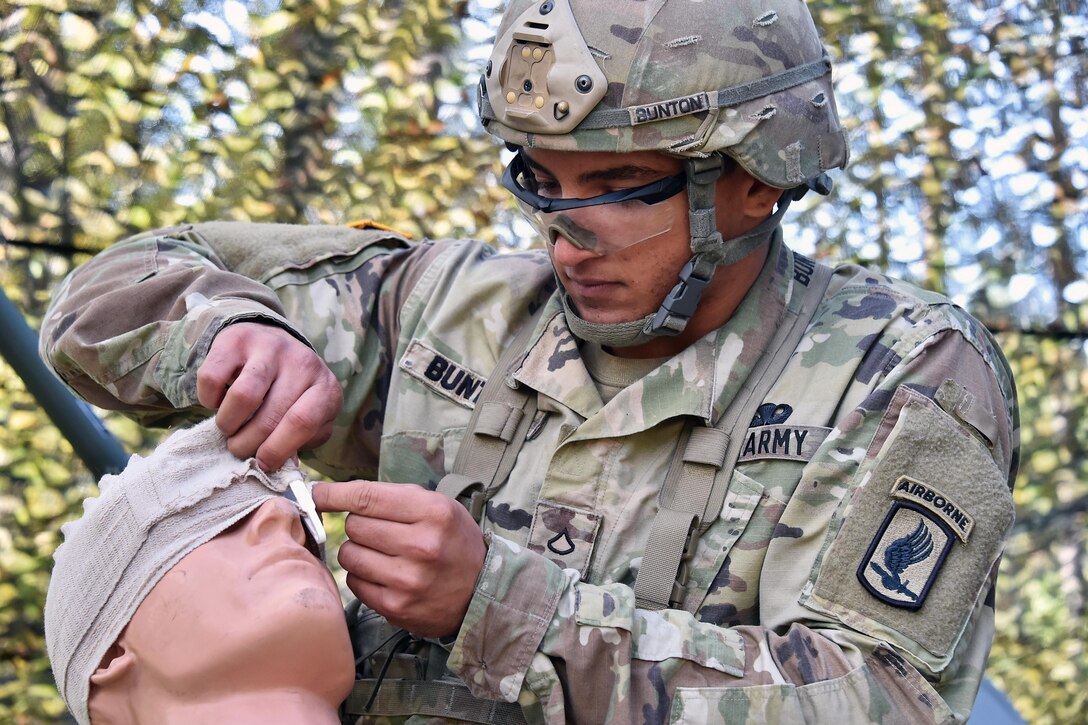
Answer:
[
  {"left": 44, "top": 418, "right": 318, "bottom": 725},
  {"left": 480, "top": 0, "right": 849, "bottom": 343}
]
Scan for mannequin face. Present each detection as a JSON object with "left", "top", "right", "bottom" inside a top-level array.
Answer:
[{"left": 88, "top": 497, "right": 354, "bottom": 723}]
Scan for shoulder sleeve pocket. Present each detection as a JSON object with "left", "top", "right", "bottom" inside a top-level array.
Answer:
[
  {"left": 801, "top": 385, "right": 1013, "bottom": 673},
  {"left": 185, "top": 222, "right": 410, "bottom": 282}
]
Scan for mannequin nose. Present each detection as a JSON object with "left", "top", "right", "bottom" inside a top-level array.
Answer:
[{"left": 244, "top": 497, "right": 307, "bottom": 546}]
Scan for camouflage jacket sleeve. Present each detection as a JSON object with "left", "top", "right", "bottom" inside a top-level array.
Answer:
[
  {"left": 448, "top": 305, "right": 1017, "bottom": 724},
  {"left": 39, "top": 222, "right": 446, "bottom": 478}
]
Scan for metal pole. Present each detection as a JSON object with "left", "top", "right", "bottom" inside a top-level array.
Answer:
[{"left": 0, "top": 288, "right": 128, "bottom": 479}]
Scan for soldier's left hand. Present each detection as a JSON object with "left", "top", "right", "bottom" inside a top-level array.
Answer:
[{"left": 311, "top": 480, "right": 486, "bottom": 638}]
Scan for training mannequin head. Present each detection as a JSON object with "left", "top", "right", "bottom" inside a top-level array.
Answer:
[
  {"left": 87, "top": 496, "right": 353, "bottom": 724},
  {"left": 44, "top": 419, "right": 354, "bottom": 725}
]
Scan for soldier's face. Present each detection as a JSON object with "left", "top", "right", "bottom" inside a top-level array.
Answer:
[{"left": 528, "top": 148, "right": 765, "bottom": 331}]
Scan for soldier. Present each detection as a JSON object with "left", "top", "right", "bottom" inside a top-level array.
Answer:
[{"left": 41, "top": 0, "right": 1017, "bottom": 723}]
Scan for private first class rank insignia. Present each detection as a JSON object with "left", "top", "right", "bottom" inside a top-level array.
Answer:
[{"left": 857, "top": 477, "right": 974, "bottom": 610}]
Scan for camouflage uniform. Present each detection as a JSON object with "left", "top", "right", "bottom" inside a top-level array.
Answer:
[{"left": 40, "top": 219, "right": 1017, "bottom": 724}]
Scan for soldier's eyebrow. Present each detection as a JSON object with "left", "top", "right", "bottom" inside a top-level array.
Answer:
[{"left": 523, "top": 153, "right": 673, "bottom": 184}]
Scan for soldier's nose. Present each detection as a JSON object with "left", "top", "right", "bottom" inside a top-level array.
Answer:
[{"left": 551, "top": 233, "right": 602, "bottom": 266}]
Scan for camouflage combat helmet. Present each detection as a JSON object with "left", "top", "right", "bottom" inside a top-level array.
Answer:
[{"left": 480, "top": 0, "right": 850, "bottom": 346}]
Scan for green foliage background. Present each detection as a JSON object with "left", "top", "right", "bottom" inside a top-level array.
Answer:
[{"left": 1, "top": 0, "right": 1085, "bottom": 722}]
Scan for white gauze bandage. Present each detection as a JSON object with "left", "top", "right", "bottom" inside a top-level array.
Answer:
[{"left": 44, "top": 418, "right": 320, "bottom": 725}]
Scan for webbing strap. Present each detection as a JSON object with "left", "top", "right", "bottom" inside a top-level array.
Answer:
[
  {"left": 633, "top": 425, "right": 728, "bottom": 609},
  {"left": 633, "top": 507, "right": 697, "bottom": 610},
  {"left": 343, "top": 679, "right": 527, "bottom": 724},
  {"left": 436, "top": 315, "right": 542, "bottom": 521},
  {"left": 479, "top": 54, "right": 832, "bottom": 132},
  {"left": 634, "top": 260, "right": 835, "bottom": 610}
]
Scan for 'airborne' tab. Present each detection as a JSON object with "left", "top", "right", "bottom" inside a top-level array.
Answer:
[{"left": 890, "top": 476, "right": 974, "bottom": 543}]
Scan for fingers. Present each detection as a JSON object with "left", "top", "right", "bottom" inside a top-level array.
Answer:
[
  {"left": 215, "top": 358, "right": 276, "bottom": 437},
  {"left": 339, "top": 539, "right": 402, "bottom": 587},
  {"left": 342, "top": 514, "right": 441, "bottom": 559},
  {"left": 339, "top": 544, "right": 431, "bottom": 628},
  {"left": 198, "top": 322, "right": 277, "bottom": 420},
  {"left": 344, "top": 574, "right": 387, "bottom": 616},
  {"left": 196, "top": 322, "right": 343, "bottom": 468},
  {"left": 340, "top": 542, "right": 417, "bottom": 614},
  {"left": 272, "top": 381, "right": 339, "bottom": 448},
  {"left": 196, "top": 339, "right": 245, "bottom": 410},
  {"left": 230, "top": 369, "right": 342, "bottom": 469},
  {"left": 327, "top": 487, "right": 486, "bottom": 638},
  {"left": 312, "top": 480, "right": 442, "bottom": 523}
]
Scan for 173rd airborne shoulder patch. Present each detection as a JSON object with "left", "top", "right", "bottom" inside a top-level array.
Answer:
[
  {"left": 803, "top": 384, "right": 1013, "bottom": 669},
  {"left": 857, "top": 477, "right": 974, "bottom": 610}
]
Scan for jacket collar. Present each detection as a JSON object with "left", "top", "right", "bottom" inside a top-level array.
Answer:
[{"left": 513, "top": 233, "right": 800, "bottom": 439}]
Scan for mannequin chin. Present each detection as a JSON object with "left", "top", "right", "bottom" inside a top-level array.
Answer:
[{"left": 87, "top": 497, "right": 354, "bottom": 725}]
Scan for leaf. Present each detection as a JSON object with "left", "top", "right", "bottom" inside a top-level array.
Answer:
[
  {"left": 122, "top": 206, "right": 152, "bottom": 228},
  {"left": 262, "top": 90, "right": 295, "bottom": 110},
  {"left": 25, "top": 487, "right": 66, "bottom": 520},
  {"left": 253, "top": 10, "right": 296, "bottom": 38},
  {"left": 58, "top": 12, "right": 98, "bottom": 52}
]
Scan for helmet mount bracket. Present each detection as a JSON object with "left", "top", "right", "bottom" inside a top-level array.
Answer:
[{"left": 485, "top": 0, "right": 606, "bottom": 134}]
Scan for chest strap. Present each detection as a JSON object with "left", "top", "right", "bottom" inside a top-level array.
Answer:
[
  {"left": 439, "top": 259, "right": 835, "bottom": 614},
  {"left": 436, "top": 313, "right": 541, "bottom": 521},
  {"left": 343, "top": 679, "right": 527, "bottom": 724},
  {"left": 633, "top": 259, "right": 835, "bottom": 611}
]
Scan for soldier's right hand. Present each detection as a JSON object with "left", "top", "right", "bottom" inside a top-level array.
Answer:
[{"left": 197, "top": 322, "right": 343, "bottom": 470}]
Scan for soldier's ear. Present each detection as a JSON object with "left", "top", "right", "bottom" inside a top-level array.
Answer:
[
  {"left": 716, "top": 166, "right": 786, "bottom": 220},
  {"left": 739, "top": 176, "right": 784, "bottom": 218}
]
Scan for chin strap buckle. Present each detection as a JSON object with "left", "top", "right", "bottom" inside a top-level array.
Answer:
[
  {"left": 803, "top": 172, "right": 834, "bottom": 198},
  {"left": 648, "top": 255, "right": 714, "bottom": 336}
]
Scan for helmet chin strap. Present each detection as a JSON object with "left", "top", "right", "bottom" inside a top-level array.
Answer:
[
  {"left": 562, "top": 295, "right": 660, "bottom": 348},
  {"left": 562, "top": 154, "right": 805, "bottom": 349}
]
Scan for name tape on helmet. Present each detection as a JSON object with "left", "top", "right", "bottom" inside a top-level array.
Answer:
[{"left": 629, "top": 92, "right": 710, "bottom": 126}]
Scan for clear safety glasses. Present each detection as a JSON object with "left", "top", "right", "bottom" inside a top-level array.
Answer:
[{"left": 501, "top": 149, "right": 687, "bottom": 255}]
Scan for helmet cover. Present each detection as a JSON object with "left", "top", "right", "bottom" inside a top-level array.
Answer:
[{"left": 481, "top": 0, "right": 849, "bottom": 189}]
